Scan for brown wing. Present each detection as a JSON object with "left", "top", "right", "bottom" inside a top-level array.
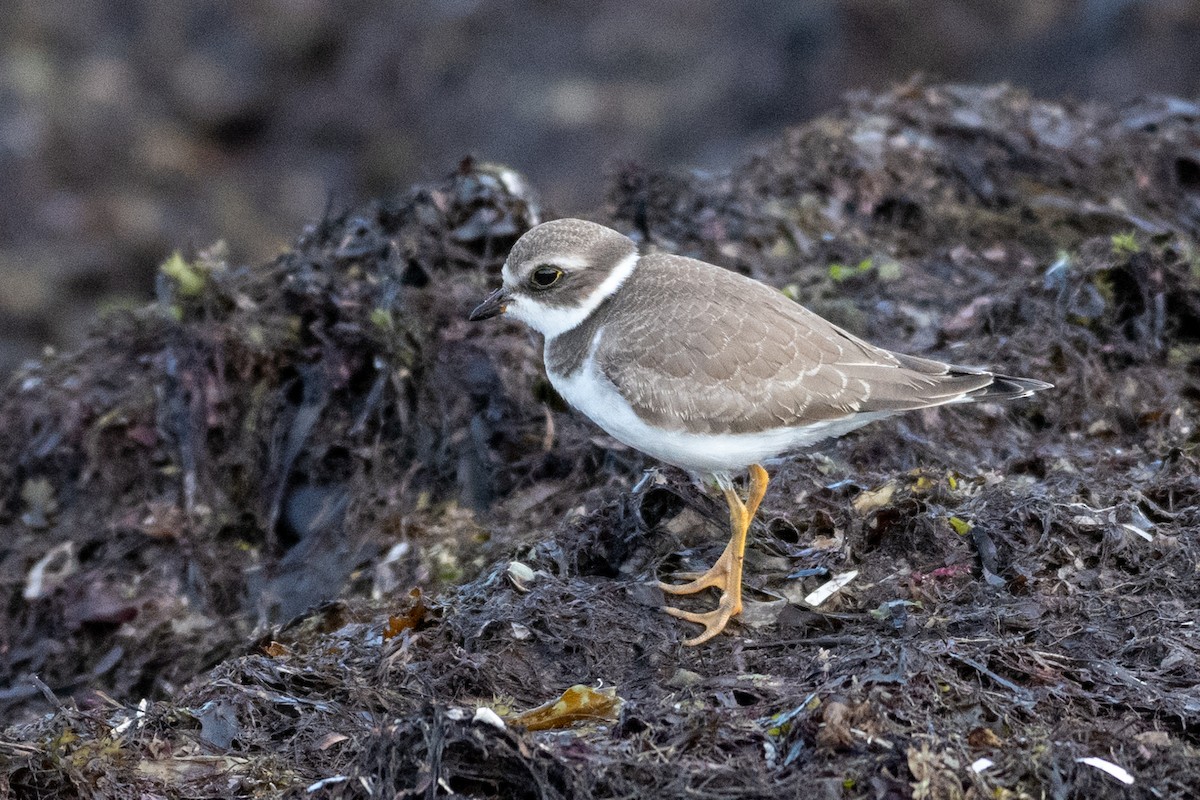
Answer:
[{"left": 594, "top": 253, "right": 998, "bottom": 435}]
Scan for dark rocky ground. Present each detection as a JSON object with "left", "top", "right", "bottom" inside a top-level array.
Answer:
[{"left": 2, "top": 82, "right": 1200, "bottom": 798}]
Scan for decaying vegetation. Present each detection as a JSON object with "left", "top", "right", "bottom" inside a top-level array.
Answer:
[{"left": 3, "top": 83, "right": 1200, "bottom": 798}]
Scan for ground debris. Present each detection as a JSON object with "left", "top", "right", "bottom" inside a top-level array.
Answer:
[
  {"left": 5, "top": 83, "right": 1200, "bottom": 798},
  {"left": 507, "top": 684, "right": 622, "bottom": 732}
]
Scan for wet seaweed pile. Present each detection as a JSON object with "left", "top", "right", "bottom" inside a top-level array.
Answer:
[{"left": 3, "top": 84, "right": 1200, "bottom": 799}]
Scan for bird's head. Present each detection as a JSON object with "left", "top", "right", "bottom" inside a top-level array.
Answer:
[{"left": 469, "top": 219, "right": 638, "bottom": 338}]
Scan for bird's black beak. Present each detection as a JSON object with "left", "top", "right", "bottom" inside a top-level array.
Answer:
[{"left": 469, "top": 287, "right": 509, "bottom": 321}]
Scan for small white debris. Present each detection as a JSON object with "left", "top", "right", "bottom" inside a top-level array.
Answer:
[
  {"left": 510, "top": 622, "right": 532, "bottom": 640},
  {"left": 381, "top": 541, "right": 411, "bottom": 563},
  {"left": 803, "top": 570, "right": 859, "bottom": 607},
  {"left": 473, "top": 707, "right": 507, "bottom": 731},
  {"left": 970, "top": 757, "right": 994, "bottom": 773},
  {"left": 306, "top": 775, "right": 349, "bottom": 792},
  {"left": 23, "top": 542, "right": 77, "bottom": 601},
  {"left": 1076, "top": 756, "right": 1135, "bottom": 785},
  {"left": 371, "top": 541, "right": 413, "bottom": 600},
  {"left": 112, "top": 698, "right": 150, "bottom": 735},
  {"left": 444, "top": 707, "right": 467, "bottom": 721},
  {"left": 1118, "top": 522, "right": 1153, "bottom": 542},
  {"left": 507, "top": 561, "right": 536, "bottom": 591}
]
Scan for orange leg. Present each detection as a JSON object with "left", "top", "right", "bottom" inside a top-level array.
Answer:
[{"left": 658, "top": 464, "right": 769, "bottom": 645}]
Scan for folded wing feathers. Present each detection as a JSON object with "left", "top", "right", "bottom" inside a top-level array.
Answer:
[{"left": 848, "top": 349, "right": 1052, "bottom": 413}]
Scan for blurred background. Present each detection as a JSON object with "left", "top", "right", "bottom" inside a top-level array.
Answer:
[{"left": 2, "top": 0, "right": 1199, "bottom": 376}]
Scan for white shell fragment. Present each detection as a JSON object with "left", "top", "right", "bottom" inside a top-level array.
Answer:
[
  {"left": 473, "top": 707, "right": 507, "bottom": 730},
  {"left": 507, "top": 561, "right": 537, "bottom": 591},
  {"left": 803, "top": 570, "right": 859, "bottom": 607},
  {"left": 1076, "top": 756, "right": 1135, "bottom": 785}
]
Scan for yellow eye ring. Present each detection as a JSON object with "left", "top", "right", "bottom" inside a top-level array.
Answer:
[{"left": 530, "top": 266, "right": 563, "bottom": 289}]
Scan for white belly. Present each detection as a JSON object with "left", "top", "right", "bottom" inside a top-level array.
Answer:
[{"left": 548, "top": 340, "right": 886, "bottom": 474}]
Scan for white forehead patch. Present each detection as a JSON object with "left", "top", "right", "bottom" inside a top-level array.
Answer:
[{"left": 505, "top": 250, "right": 640, "bottom": 339}]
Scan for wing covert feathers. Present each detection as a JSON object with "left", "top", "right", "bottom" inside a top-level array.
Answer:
[{"left": 590, "top": 252, "right": 1050, "bottom": 435}]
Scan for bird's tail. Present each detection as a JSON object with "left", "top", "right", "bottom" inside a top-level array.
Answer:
[{"left": 960, "top": 371, "right": 1053, "bottom": 402}]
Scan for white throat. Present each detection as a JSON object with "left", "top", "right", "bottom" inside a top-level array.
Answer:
[{"left": 506, "top": 250, "right": 640, "bottom": 339}]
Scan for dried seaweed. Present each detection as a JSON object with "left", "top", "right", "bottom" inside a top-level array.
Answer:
[{"left": 4, "top": 84, "right": 1200, "bottom": 799}]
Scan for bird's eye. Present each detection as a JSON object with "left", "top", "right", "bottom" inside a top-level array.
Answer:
[{"left": 530, "top": 266, "right": 563, "bottom": 289}]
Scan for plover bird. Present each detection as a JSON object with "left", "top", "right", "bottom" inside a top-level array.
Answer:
[{"left": 470, "top": 219, "right": 1050, "bottom": 645}]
